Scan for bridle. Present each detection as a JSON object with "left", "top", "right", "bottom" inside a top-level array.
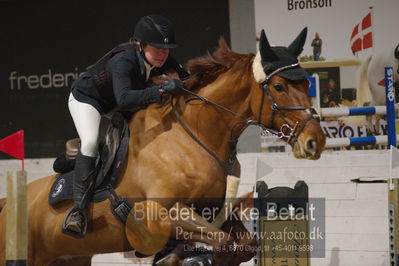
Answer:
[
  {"left": 258, "top": 63, "right": 320, "bottom": 145},
  {"left": 171, "top": 62, "right": 320, "bottom": 174}
]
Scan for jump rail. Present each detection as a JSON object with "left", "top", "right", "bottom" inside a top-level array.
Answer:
[
  {"left": 325, "top": 135, "right": 399, "bottom": 148},
  {"left": 320, "top": 106, "right": 387, "bottom": 117}
]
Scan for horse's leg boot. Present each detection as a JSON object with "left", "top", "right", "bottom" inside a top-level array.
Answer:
[{"left": 62, "top": 152, "right": 96, "bottom": 238}]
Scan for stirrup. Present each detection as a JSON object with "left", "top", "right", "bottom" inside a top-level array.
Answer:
[
  {"left": 62, "top": 176, "right": 96, "bottom": 238},
  {"left": 62, "top": 208, "right": 88, "bottom": 238}
]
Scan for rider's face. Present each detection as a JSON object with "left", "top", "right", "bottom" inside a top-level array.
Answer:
[{"left": 142, "top": 44, "right": 169, "bottom": 68}]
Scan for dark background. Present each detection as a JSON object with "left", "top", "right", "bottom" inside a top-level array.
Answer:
[
  {"left": 0, "top": 0, "right": 230, "bottom": 158},
  {"left": 305, "top": 67, "right": 341, "bottom": 108}
]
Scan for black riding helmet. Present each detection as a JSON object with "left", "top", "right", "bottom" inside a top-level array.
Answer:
[{"left": 133, "top": 15, "right": 177, "bottom": 49}]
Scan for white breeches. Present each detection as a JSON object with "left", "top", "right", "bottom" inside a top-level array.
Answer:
[{"left": 68, "top": 93, "right": 101, "bottom": 157}]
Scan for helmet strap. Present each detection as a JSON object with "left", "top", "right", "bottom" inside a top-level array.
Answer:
[{"left": 129, "top": 38, "right": 143, "bottom": 52}]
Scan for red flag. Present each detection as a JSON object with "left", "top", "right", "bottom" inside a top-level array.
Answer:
[
  {"left": 361, "top": 12, "right": 372, "bottom": 49},
  {"left": 363, "top": 32, "right": 373, "bottom": 49},
  {"left": 350, "top": 24, "right": 362, "bottom": 54},
  {"left": 362, "top": 13, "right": 371, "bottom": 30},
  {"left": 351, "top": 35, "right": 362, "bottom": 55},
  {"left": 351, "top": 24, "right": 359, "bottom": 40},
  {"left": 350, "top": 11, "right": 373, "bottom": 54},
  {"left": 0, "top": 130, "right": 24, "bottom": 160}
]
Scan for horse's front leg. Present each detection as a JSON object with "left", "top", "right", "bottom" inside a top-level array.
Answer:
[
  {"left": 221, "top": 219, "right": 258, "bottom": 266},
  {"left": 169, "top": 202, "right": 235, "bottom": 264},
  {"left": 125, "top": 200, "right": 235, "bottom": 264},
  {"left": 153, "top": 242, "right": 184, "bottom": 266}
]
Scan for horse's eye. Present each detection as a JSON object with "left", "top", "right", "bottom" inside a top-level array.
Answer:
[{"left": 273, "top": 84, "right": 284, "bottom": 92}]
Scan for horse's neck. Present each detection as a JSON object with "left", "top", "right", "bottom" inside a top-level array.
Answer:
[{"left": 179, "top": 74, "right": 253, "bottom": 160}]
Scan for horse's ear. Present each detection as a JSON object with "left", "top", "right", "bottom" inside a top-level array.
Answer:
[
  {"left": 287, "top": 27, "right": 307, "bottom": 57},
  {"left": 259, "top": 29, "right": 278, "bottom": 61},
  {"left": 218, "top": 36, "right": 231, "bottom": 51}
]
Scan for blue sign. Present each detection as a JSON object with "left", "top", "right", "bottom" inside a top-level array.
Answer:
[
  {"left": 306, "top": 74, "right": 316, "bottom": 97},
  {"left": 385, "top": 66, "right": 396, "bottom": 147}
]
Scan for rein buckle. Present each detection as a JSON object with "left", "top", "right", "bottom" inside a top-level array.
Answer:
[{"left": 281, "top": 122, "right": 299, "bottom": 142}]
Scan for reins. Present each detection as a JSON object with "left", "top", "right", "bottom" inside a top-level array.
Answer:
[
  {"left": 171, "top": 98, "right": 236, "bottom": 174},
  {"left": 170, "top": 63, "right": 320, "bottom": 174}
]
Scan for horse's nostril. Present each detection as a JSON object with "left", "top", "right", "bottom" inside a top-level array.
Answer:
[{"left": 306, "top": 139, "right": 317, "bottom": 154}]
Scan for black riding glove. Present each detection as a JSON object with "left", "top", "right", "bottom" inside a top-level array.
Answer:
[{"left": 161, "top": 79, "right": 184, "bottom": 94}]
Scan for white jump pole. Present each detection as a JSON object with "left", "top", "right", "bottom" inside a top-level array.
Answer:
[
  {"left": 0, "top": 130, "right": 27, "bottom": 265},
  {"left": 325, "top": 135, "right": 399, "bottom": 148},
  {"left": 6, "top": 170, "right": 27, "bottom": 266},
  {"left": 320, "top": 105, "right": 387, "bottom": 117}
]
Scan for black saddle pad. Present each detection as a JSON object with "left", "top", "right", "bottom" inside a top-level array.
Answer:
[
  {"left": 48, "top": 122, "right": 129, "bottom": 206},
  {"left": 48, "top": 170, "right": 112, "bottom": 205},
  {"left": 49, "top": 171, "right": 74, "bottom": 204}
]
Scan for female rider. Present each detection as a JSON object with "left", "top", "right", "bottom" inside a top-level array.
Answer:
[{"left": 64, "top": 14, "right": 189, "bottom": 237}]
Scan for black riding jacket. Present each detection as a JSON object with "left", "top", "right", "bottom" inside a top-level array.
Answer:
[{"left": 71, "top": 43, "right": 189, "bottom": 115}]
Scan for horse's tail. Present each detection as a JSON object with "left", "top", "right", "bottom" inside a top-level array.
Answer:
[
  {"left": 338, "top": 56, "right": 373, "bottom": 126},
  {"left": 356, "top": 55, "right": 373, "bottom": 107},
  {"left": 394, "top": 43, "right": 399, "bottom": 59}
]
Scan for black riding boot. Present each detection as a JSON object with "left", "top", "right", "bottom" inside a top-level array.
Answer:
[{"left": 63, "top": 152, "right": 96, "bottom": 237}]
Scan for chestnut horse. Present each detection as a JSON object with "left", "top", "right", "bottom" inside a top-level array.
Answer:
[{"left": 0, "top": 28, "right": 325, "bottom": 265}]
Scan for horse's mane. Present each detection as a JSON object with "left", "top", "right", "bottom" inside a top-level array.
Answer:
[{"left": 184, "top": 37, "right": 253, "bottom": 90}]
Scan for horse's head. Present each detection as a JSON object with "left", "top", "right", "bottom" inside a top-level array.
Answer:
[{"left": 251, "top": 28, "right": 325, "bottom": 159}]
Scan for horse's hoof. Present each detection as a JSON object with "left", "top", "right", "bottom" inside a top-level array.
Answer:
[{"left": 155, "top": 253, "right": 180, "bottom": 266}]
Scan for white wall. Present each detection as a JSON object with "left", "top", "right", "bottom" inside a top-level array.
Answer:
[
  {"left": 229, "top": 0, "right": 262, "bottom": 154},
  {"left": 254, "top": 0, "right": 399, "bottom": 61}
]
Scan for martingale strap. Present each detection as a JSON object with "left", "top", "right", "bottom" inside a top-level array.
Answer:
[
  {"left": 171, "top": 97, "right": 235, "bottom": 175},
  {"left": 107, "top": 186, "right": 132, "bottom": 224}
]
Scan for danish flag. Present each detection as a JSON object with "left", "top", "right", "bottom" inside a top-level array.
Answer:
[{"left": 350, "top": 10, "right": 373, "bottom": 55}]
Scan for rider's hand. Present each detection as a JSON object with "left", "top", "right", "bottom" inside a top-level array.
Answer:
[{"left": 160, "top": 79, "right": 184, "bottom": 94}]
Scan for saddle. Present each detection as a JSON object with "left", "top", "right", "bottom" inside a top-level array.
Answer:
[{"left": 48, "top": 112, "right": 132, "bottom": 223}]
